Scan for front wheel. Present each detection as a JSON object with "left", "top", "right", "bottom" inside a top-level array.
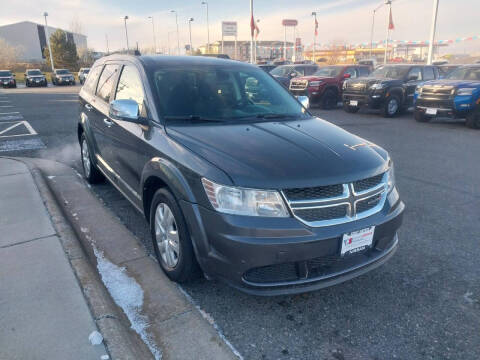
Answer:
[
  {"left": 382, "top": 95, "right": 401, "bottom": 117},
  {"left": 80, "top": 133, "right": 104, "bottom": 184},
  {"left": 414, "top": 109, "right": 429, "bottom": 123},
  {"left": 466, "top": 111, "right": 480, "bottom": 129},
  {"left": 150, "top": 188, "right": 199, "bottom": 283},
  {"left": 320, "top": 89, "right": 338, "bottom": 110}
]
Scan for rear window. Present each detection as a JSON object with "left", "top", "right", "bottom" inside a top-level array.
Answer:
[
  {"left": 82, "top": 65, "right": 103, "bottom": 94},
  {"left": 358, "top": 67, "right": 370, "bottom": 77}
]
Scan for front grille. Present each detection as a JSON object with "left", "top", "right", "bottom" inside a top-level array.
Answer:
[
  {"left": 356, "top": 193, "right": 382, "bottom": 213},
  {"left": 345, "top": 82, "right": 367, "bottom": 93},
  {"left": 283, "top": 184, "right": 344, "bottom": 201},
  {"left": 416, "top": 97, "right": 453, "bottom": 110},
  {"left": 244, "top": 262, "right": 298, "bottom": 283},
  {"left": 294, "top": 205, "right": 348, "bottom": 222},
  {"left": 289, "top": 79, "right": 308, "bottom": 91},
  {"left": 421, "top": 86, "right": 454, "bottom": 98},
  {"left": 282, "top": 173, "right": 386, "bottom": 225},
  {"left": 353, "top": 174, "right": 384, "bottom": 193}
]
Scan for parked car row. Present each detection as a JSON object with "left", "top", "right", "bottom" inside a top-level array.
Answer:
[
  {"left": 268, "top": 62, "right": 479, "bottom": 130},
  {"left": 0, "top": 68, "right": 91, "bottom": 88}
]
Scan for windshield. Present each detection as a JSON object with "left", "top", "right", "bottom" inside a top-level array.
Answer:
[
  {"left": 27, "top": 70, "right": 42, "bottom": 76},
  {"left": 270, "top": 66, "right": 294, "bottom": 77},
  {"left": 153, "top": 66, "right": 310, "bottom": 121},
  {"left": 57, "top": 70, "right": 70, "bottom": 75},
  {"left": 0, "top": 71, "right": 12, "bottom": 77},
  {"left": 83, "top": 69, "right": 90, "bottom": 74},
  {"left": 313, "top": 66, "right": 342, "bottom": 77},
  {"left": 370, "top": 66, "right": 410, "bottom": 79},
  {"left": 445, "top": 67, "right": 480, "bottom": 81}
]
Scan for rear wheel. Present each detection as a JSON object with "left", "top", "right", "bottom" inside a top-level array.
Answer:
[
  {"left": 150, "top": 188, "right": 199, "bottom": 283},
  {"left": 382, "top": 95, "right": 401, "bottom": 117},
  {"left": 343, "top": 103, "right": 360, "bottom": 113},
  {"left": 80, "top": 133, "right": 104, "bottom": 183},
  {"left": 320, "top": 89, "right": 338, "bottom": 110},
  {"left": 414, "top": 109, "right": 429, "bottom": 123},
  {"left": 466, "top": 111, "right": 480, "bottom": 129}
]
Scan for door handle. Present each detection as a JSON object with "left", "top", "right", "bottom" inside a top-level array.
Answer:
[
  {"left": 84, "top": 103, "right": 93, "bottom": 110},
  {"left": 103, "top": 118, "right": 113, "bottom": 127}
]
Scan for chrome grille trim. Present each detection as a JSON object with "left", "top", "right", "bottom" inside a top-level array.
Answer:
[{"left": 282, "top": 173, "right": 388, "bottom": 227}]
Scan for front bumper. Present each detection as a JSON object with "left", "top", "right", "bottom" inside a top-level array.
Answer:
[
  {"left": 58, "top": 78, "right": 75, "bottom": 85},
  {"left": 1, "top": 81, "right": 15, "bottom": 88},
  {"left": 343, "top": 91, "right": 385, "bottom": 109},
  {"left": 180, "top": 189, "right": 404, "bottom": 295},
  {"left": 27, "top": 79, "right": 47, "bottom": 86},
  {"left": 290, "top": 88, "right": 324, "bottom": 104},
  {"left": 415, "top": 96, "right": 475, "bottom": 119}
]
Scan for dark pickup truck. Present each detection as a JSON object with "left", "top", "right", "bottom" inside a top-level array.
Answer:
[
  {"left": 342, "top": 64, "right": 439, "bottom": 117},
  {"left": 289, "top": 65, "right": 370, "bottom": 109}
]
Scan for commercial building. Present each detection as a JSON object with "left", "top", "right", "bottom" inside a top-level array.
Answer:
[{"left": 0, "top": 21, "right": 87, "bottom": 62}]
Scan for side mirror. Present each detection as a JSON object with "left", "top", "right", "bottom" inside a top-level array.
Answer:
[
  {"left": 289, "top": 72, "right": 297, "bottom": 78},
  {"left": 408, "top": 74, "right": 418, "bottom": 81},
  {"left": 297, "top": 95, "right": 310, "bottom": 109},
  {"left": 109, "top": 99, "right": 144, "bottom": 123},
  {"left": 343, "top": 73, "right": 351, "bottom": 79}
]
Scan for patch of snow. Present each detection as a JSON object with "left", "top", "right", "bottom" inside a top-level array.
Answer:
[
  {"left": 93, "top": 247, "right": 162, "bottom": 360},
  {"left": 100, "top": 355, "right": 110, "bottom": 360},
  {"left": 47, "top": 175, "right": 56, "bottom": 179},
  {"left": 177, "top": 285, "right": 244, "bottom": 360},
  {"left": 88, "top": 330, "right": 103, "bottom": 345},
  {"left": 464, "top": 291, "right": 475, "bottom": 304}
]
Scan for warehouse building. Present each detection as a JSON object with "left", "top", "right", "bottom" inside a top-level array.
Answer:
[{"left": 0, "top": 21, "right": 87, "bottom": 62}]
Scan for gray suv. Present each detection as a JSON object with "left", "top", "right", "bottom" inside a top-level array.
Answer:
[{"left": 78, "top": 55, "right": 404, "bottom": 295}]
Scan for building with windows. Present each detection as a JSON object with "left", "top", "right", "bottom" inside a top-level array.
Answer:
[{"left": 0, "top": 21, "right": 87, "bottom": 62}]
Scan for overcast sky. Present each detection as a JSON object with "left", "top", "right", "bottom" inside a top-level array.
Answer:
[{"left": 1, "top": 0, "right": 479, "bottom": 54}]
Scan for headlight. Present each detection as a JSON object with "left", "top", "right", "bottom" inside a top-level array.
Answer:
[
  {"left": 457, "top": 88, "right": 475, "bottom": 96},
  {"left": 342, "top": 81, "right": 347, "bottom": 90},
  {"left": 370, "top": 83, "right": 385, "bottom": 90},
  {"left": 386, "top": 161, "right": 395, "bottom": 193},
  {"left": 308, "top": 81, "right": 323, "bottom": 87},
  {"left": 202, "top": 178, "right": 289, "bottom": 217}
]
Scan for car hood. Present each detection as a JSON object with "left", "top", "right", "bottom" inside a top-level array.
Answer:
[
  {"left": 27, "top": 75, "right": 45, "bottom": 79},
  {"left": 295, "top": 75, "right": 336, "bottom": 82},
  {"left": 349, "top": 77, "right": 402, "bottom": 86},
  {"left": 166, "top": 117, "right": 389, "bottom": 189},
  {"left": 422, "top": 79, "right": 480, "bottom": 88}
]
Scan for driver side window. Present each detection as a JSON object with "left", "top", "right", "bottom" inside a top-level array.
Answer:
[
  {"left": 407, "top": 67, "right": 422, "bottom": 81},
  {"left": 345, "top": 68, "right": 357, "bottom": 78}
]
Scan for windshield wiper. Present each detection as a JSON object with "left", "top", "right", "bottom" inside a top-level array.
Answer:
[
  {"left": 255, "top": 113, "right": 296, "bottom": 119},
  {"left": 163, "top": 115, "right": 224, "bottom": 123}
]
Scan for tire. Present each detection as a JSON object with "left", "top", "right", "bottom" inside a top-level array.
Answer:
[
  {"left": 343, "top": 103, "right": 360, "bottom": 113},
  {"left": 320, "top": 89, "right": 338, "bottom": 110},
  {"left": 382, "top": 95, "right": 401, "bottom": 118},
  {"left": 466, "top": 111, "right": 480, "bottom": 129},
  {"left": 80, "top": 133, "right": 104, "bottom": 184},
  {"left": 414, "top": 109, "right": 429, "bottom": 123},
  {"left": 149, "top": 188, "right": 199, "bottom": 283}
]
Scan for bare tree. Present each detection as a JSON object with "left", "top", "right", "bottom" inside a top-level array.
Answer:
[
  {"left": 77, "top": 46, "right": 96, "bottom": 67},
  {"left": 0, "top": 37, "right": 24, "bottom": 68},
  {"left": 69, "top": 15, "right": 83, "bottom": 35}
]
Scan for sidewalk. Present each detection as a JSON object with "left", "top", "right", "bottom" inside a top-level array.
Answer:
[{"left": 0, "top": 158, "right": 108, "bottom": 360}]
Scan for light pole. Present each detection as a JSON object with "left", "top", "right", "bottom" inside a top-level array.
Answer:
[
  {"left": 105, "top": 34, "right": 109, "bottom": 54},
  {"left": 201, "top": 1, "right": 210, "bottom": 53},
  {"left": 188, "top": 18, "right": 194, "bottom": 55},
  {"left": 383, "top": 0, "right": 392, "bottom": 64},
  {"left": 43, "top": 12, "right": 54, "bottom": 71},
  {"left": 427, "top": 0, "right": 439, "bottom": 64},
  {"left": 311, "top": 12, "right": 317, "bottom": 64},
  {"left": 148, "top": 16, "right": 157, "bottom": 54},
  {"left": 250, "top": 0, "right": 254, "bottom": 63},
  {"left": 170, "top": 10, "right": 180, "bottom": 55},
  {"left": 370, "top": 3, "right": 384, "bottom": 58},
  {"left": 124, "top": 16, "right": 130, "bottom": 52}
]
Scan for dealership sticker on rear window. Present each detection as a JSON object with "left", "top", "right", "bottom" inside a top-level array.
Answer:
[{"left": 341, "top": 226, "right": 375, "bottom": 256}]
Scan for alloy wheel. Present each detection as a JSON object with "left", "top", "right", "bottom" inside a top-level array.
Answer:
[
  {"left": 155, "top": 203, "right": 180, "bottom": 269},
  {"left": 81, "top": 138, "right": 91, "bottom": 178},
  {"left": 388, "top": 98, "right": 399, "bottom": 115}
]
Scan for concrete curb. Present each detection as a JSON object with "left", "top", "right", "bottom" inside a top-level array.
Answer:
[
  {"left": 12, "top": 157, "right": 153, "bottom": 360},
  {"left": 15, "top": 157, "right": 239, "bottom": 360}
]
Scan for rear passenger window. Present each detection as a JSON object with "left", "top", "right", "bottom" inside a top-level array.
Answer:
[
  {"left": 96, "top": 64, "right": 119, "bottom": 103},
  {"left": 115, "top": 66, "right": 146, "bottom": 116},
  {"left": 423, "top": 67, "right": 435, "bottom": 80},
  {"left": 82, "top": 65, "right": 103, "bottom": 94}
]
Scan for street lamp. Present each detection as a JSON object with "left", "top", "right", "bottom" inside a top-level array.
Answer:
[
  {"left": 311, "top": 12, "right": 317, "bottom": 64},
  {"left": 170, "top": 10, "right": 180, "bottom": 55},
  {"left": 148, "top": 16, "right": 157, "bottom": 54},
  {"left": 383, "top": 0, "right": 392, "bottom": 65},
  {"left": 201, "top": 1, "right": 210, "bottom": 53},
  {"left": 188, "top": 18, "right": 194, "bottom": 55},
  {"left": 427, "top": 0, "right": 439, "bottom": 64},
  {"left": 43, "top": 12, "right": 54, "bottom": 71},
  {"left": 123, "top": 16, "right": 130, "bottom": 53},
  {"left": 369, "top": 3, "right": 384, "bottom": 58}
]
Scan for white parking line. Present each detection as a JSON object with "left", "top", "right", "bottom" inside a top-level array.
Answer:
[
  {"left": 0, "top": 121, "right": 37, "bottom": 137},
  {"left": 0, "top": 100, "right": 11, "bottom": 103},
  {"left": 0, "top": 105, "right": 13, "bottom": 108},
  {"left": 0, "top": 112, "right": 19, "bottom": 115}
]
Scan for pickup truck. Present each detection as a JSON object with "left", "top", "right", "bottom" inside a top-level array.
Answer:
[
  {"left": 342, "top": 64, "right": 439, "bottom": 117},
  {"left": 414, "top": 64, "right": 480, "bottom": 129},
  {"left": 289, "top": 65, "right": 370, "bottom": 109}
]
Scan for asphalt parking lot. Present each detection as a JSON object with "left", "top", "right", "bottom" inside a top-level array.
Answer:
[{"left": 1, "top": 86, "right": 479, "bottom": 360}]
